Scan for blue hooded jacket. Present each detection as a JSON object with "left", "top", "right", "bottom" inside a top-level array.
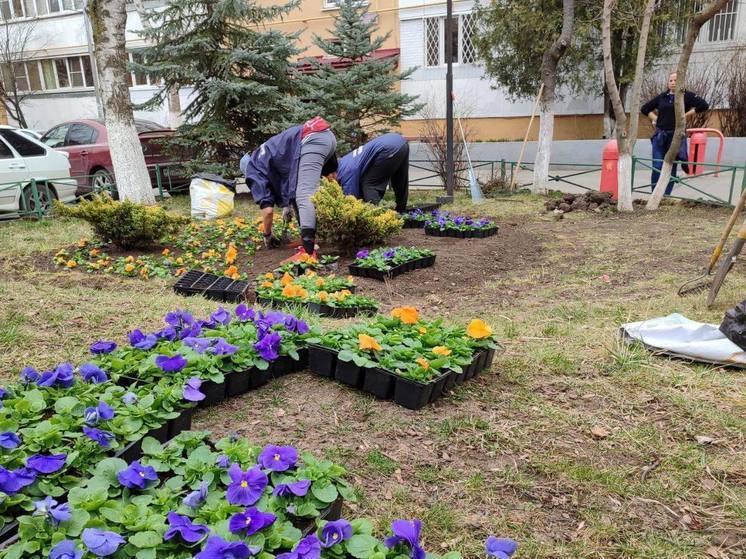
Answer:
[
  {"left": 240, "top": 125, "right": 303, "bottom": 208},
  {"left": 337, "top": 133, "right": 407, "bottom": 198}
]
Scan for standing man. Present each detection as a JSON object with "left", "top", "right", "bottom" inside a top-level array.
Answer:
[
  {"left": 240, "top": 117, "right": 337, "bottom": 260},
  {"left": 640, "top": 72, "right": 709, "bottom": 196},
  {"left": 336, "top": 133, "right": 409, "bottom": 211}
]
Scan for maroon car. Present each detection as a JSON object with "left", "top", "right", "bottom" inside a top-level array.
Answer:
[{"left": 40, "top": 119, "right": 188, "bottom": 195}]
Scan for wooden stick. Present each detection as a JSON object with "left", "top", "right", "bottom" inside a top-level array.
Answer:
[{"left": 510, "top": 83, "right": 544, "bottom": 191}]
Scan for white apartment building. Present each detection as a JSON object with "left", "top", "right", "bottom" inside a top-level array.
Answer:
[{"left": 398, "top": 0, "right": 746, "bottom": 140}]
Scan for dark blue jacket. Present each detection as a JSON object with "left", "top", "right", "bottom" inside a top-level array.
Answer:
[
  {"left": 240, "top": 125, "right": 303, "bottom": 208},
  {"left": 337, "top": 133, "right": 407, "bottom": 198}
]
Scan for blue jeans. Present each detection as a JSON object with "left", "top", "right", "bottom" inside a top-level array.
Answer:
[{"left": 651, "top": 129, "right": 677, "bottom": 196}]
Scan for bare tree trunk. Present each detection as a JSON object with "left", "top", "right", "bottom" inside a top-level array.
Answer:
[
  {"left": 646, "top": 0, "right": 731, "bottom": 210},
  {"left": 132, "top": 0, "right": 182, "bottom": 128},
  {"left": 602, "top": 0, "right": 655, "bottom": 212},
  {"left": 533, "top": 0, "right": 574, "bottom": 195},
  {"left": 89, "top": 0, "right": 155, "bottom": 204}
]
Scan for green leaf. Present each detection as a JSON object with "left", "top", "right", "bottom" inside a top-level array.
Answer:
[
  {"left": 129, "top": 530, "right": 162, "bottom": 548},
  {"left": 351, "top": 518, "right": 373, "bottom": 535},
  {"left": 140, "top": 436, "right": 163, "bottom": 456},
  {"left": 93, "top": 457, "right": 128, "bottom": 486},
  {"left": 337, "top": 349, "right": 355, "bottom": 362},
  {"left": 54, "top": 396, "right": 81, "bottom": 415},
  {"left": 136, "top": 549, "right": 158, "bottom": 559},
  {"left": 311, "top": 482, "right": 338, "bottom": 503},
  {"left": 346, "top": 534, "right": 379, "bottom": 559},
  {"left": 62, "top": 509, "right": 90, "bottom": 537}
]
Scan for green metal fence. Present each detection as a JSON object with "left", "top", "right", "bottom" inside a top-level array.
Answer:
[{"left": 0, "top": 163, "right": 190, "bottom": 220}]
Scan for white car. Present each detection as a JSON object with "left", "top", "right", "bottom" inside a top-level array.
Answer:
[{"left": 0, "top": 126, "right": 76, "bottom": 216}]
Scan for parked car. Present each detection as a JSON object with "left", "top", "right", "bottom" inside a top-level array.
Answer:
[
  {"left": 14, "top": 128, "right": 43, "bottom": 140},
  {"left": 0, "top": 126, "right": 76, "bottom": 215},
  {"left": 39, "top": 119, "right": 189, "bottom": 196}
]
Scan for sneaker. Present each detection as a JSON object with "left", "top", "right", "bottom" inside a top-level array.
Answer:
[{"left": 280, "top": 247, "right": 318, "bottom": 264}]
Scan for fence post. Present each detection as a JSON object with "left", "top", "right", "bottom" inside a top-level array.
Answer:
[
  {"left": 30, "top": 179, "right": 44, "bottom": 219},
  {"left": 500, "top": 159, "right": 505, "bottom": 182},
  {"left": 155, "top": 165, "right": 164, "bottom": 200},
  {"left": 630, "top": 156, "right": 636, "bottom": 194}
]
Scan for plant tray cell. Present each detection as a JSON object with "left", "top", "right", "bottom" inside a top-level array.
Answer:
[
  {"left": 292, "top": 347, "right": 309, "bottom": 372},
  {"left": 198, "top": 379, "right": 226, "bottom": 408},
  {"left": 224, "top": 280, "right": 250, "bottom": 303},
  {"left": 362, "top": 367, "right": 395, "bottom": 399},
  {"left": 402, "top": 218, "right": 426, "bottom": 229},
  {"left": 308, "top": 345, "right": 337, "bottom": 377},
  {"left": 147, "top": 423, "right": 169, "bottom": 444},
  {"left": 0, "top": 522, "right": 18, "bottom": 548},
  {"left": 204, "top": 277, "right": 235, "bottom": 301},
  {"left": 168, "top": 407, "right": 193, "bottom": 439},
  {"left": 226, "top": 369, "right": 252, "bottom": 397},
  {"left": 393, "top": 375, "right": 436, "bottom": 410},
  {"left": 173, "top": 270, "right": 207, "bottom": 296},
  {"left": 424, "top": 225, "right": 499, "bottom": 239},
  {"left": 270, "top": 355, "right": 294, "bottom": 378},
  {"left": 348, "top": 255, "right": 435, "bottom": 282},
  {"left": 249, "top": 367, "right": 271, "bottom": 389},
  {"left": 116, "top": 439, "right": 143, "bottom": 463},
  {"left": 428, "top": 371, "right": 451, "bottom": 403},
  {"left": 192, "top": 272, "right": 221, "bottom": 291},
  {"left": 298, "top": 497, "right": 344, "bottom": 537},
  {"left": 443, "top": 370, "right": 459, "bottom": 392},
  {"left": 334, "top": 360, "right": 364, "bottom": 388}
]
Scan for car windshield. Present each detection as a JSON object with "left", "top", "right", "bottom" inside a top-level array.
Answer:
[{"left": 134, "top": 120, "right": 167, "bottom": 133}]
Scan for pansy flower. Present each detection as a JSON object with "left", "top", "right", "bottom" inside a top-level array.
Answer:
[
  {"left": 183, "top": 377, "right": 205, "bottom": 402},
  {"left": 49, "top": 540, "right": 83, "bottom": 559},
  {"left": 128, "top": 329, "right": 158, "bottom": 350},
  {"left": 164, "top": 511, "right": 210, "bottom": 543},
  {"left": 82, "top": 528, "right": 125, "bottom": 557},
  {"left": 122, "top": 392, "right": 138, "bottom": 405},
  {"left": 84, "top": 401, "right": 115, "bottom": 425},
  {"left": 276, "top": 534, "right": 321, "bottom": 559},
  {"left": 20, "top": 366, "right": 39, "bottom": 384},
  {"left": 117, "top": 460, "right": 158, "bottom": 490},
  {"left": 33, "top": 496, "right": 71, "bottom": 525},
  {"left": 226, "top": 464, "right": 268, "bottom": 505},
  {"left": 321, "top": 519, "right": 352, "bottom": 548},
  {"left": 83, "top": 426, "right": 115, "bottom": 448},
  {"left": 155, "top": 354, "right": 188, "bottom": 373},
  {"left": 272, "top": 479, "right": 311, "bottom": 497},
  {"left": 26, "top": 453, "right": 67, "bottom": 474},
  {"left": 183, "top": 337, "right": 211, "bottom": 354},
  {"left": 165, "top": 309, "right": 194, "bottom": 328},
  {"left": 210, "top": 306, "right": 231, "bottom": 326},
  {"left": 80, "top": 363, "right": 108, "bottom": 384},
  {"left": 0, "top": 432, "right": 21, "bottom": 449},
  {"left": 183, "top": 480, "right": 209, "bottom": 508},
  {"left": 216, "top": 455, "right": 230, "bottom": 468},
  {"left": 466, "top": 319, "right": 493, "bottom": 339},
  {"left": 210, "top": 338, "right": 238, "bottom": 356},
  {"left": 228, "top": 507, "right": 277, "bottom": 537},
  {"left": 196, "top": 536, "right": 254, "bottom": 559},
  {"left": 0, "top": 466, "right": 36, "bottom": 493},
  {"left": 254, "top": 331, "right": 281, "bottom": 361},
  {"left": 235, "top": 304, "right": 256, "bottom": 321},
  {"left": 485, "top": 537, "right": 518, "bottom": 559},
  {"left": 38, "top": 363, "right": 75, "bottom": 388},
  {"left": 384, "top": 519, "right": 426, "bottom": 559},
  {"left": 258, "top": 445, "right": 297, "bottom": 471},
  {"left": 90, "top": 340, "right": 117, "bottom": 354}
]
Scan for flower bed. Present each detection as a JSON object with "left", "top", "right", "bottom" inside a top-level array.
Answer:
[
  {"left": 348, "top": 247, "right": 435, "bottom": 281},
  {"left": 423, "top": 212, "right": 498, "bottom": 239},
  {"left": 255, "top": 272, "right": 379, "bottom": 318},
  {"left": 305, "top": 307, "right": 500, "bottom": 409}
]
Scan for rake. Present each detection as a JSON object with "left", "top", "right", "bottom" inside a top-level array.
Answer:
[{"left": 678, "top": 186, "right": 746, "bottom": 296}]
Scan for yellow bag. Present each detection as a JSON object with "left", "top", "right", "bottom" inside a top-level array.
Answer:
[{"left": 190, "top": 177, "right": 235, "bottom": 220}]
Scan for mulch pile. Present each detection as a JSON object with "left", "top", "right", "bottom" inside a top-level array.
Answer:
[{"left": 544, "top": 191, "right": 615, "bottom": 213}]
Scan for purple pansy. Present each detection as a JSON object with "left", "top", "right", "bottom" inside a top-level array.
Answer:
[
  {"left": 164, "top": 511, "right": 210, "bottom": 543},
  {"left": 321, "top": 519, "right": 353, "bottom": 548},
  {"left": 117, "top": 460, "right": 158, "bottom": 490},
  {"left": 355, "top": 249, "right": 370, "bottom": 259},
  {"left": 383, "top": 248, "right": 396, "bottom": 259},
  {"left": 165, "top": 309, "right": 194, "bottom": 328},
  {"left": 485, "top": 537, "right": 518, "bottom": 559},
  {"left": 38, "top": 363, "right": 75, "bottom": 388},
  {"left": 453, "top": 216, "right": 466, "bottom": 226},
  {"left": 156, "top": 326, "right": 178, "bottom": 341},
  {"left": 0, "top": 466, "right": 36, "bottom": 494},
  {"left": 155, "top": 354, "right": 188, "bottom": 373},
  {"left": 26, "top": 453, "right": 66, "bottom": 474},
  {"left": 210, "top": 338, "right": 238, "bottom": 356},
  {"left": 183, "top": 480, "right": 209, "bottom": 508},
  {"left": 128, "top": 329, "right": 158, "bottom": 350},
  {"left": 79, "top": 363, "right": 108, "bottom": 384},
  {"left": 275, "top": 534, "right": 322, "bottom": 559},
  {"left": 33, "top": 496, "right": 71, "bottom": 524},
  {"left": 226, "top": 464, "right": 268, "bottom": 506},
  {"left": 122, "top": 392, "right": 138, "bottom": 405},
  {"left": 216, "top": 455, "right": 230, "bottom": 468},
  {"left": 83, "top": 426, "right": 115, "bottom": 448},
  {"left": 235, "top": 304, "right": 257, "bottom": 322},
  {"left": 90, "top": 340, "right": 117, "bottom": 355},
  {"left": 273, "top": 479, "right": 311, "bottom": 497},
  {"left": 258, "top": 445, "right": 297, "bottom": 472},
  {"left": 196, "top": 536, "right": 254, "bottom": 559},
  {"left": 84, "top": 401, "right": 114, "bottom": 425},
  {"left": 210, "top": 306, "right": 232, "bottom": 326},
  {"left": 183, "top": 337, "right": 211, "bottom": 354},
  {"left": 254, "top": 331, "right": 281, "bottom": 361},
  {"left": 82, "top": 528, "right": 125, "bottom": 557},
  {"left": 228, "top": 507, "right": 277, "bottom": 537},
  {"left": 183, "top": 377, "right": 205, "bottom": 402},
  {"left": 20, "top": 366, "right": 39, "bottom": 384},
  {"left": 0, "top": 387, "right": 5, "bottom": 399},
  {"left": 0, "top": 432, "right": 20, "bottom": 449},
  {"left": 384, "top": 519, "right": 426, "bottom": 559},
  {"left": 49, "top": 540, "right": 83, "bottom": 559}
]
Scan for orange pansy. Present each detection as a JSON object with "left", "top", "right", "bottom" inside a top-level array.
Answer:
[
  {"left": 466, "top": 319, "right": 493, "bottom": 339},
  {"left": 281, "top": 272, "right": 293, "bottom": 286},
  {"left": 416, "top": 357, "right": 430, "bottom": 369},
  {"left": 432, "top": 346, "right": 452, "bottom": 356},
  {"left": 392, "top": 306, "right": 419, "bottom": 324},
  {"left": 358, "top": 334, "right": 382, "bottom": 351}
]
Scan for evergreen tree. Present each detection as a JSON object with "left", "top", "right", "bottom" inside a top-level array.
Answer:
[
  {"left": 294, "top": 0, "right": 422, "bottom": 154},
  {"left": 136, "top": 0, "right": 302, "bottom": 174}
]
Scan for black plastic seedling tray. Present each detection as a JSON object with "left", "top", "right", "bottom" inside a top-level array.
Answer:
[
  {"left": 424, "top": 226, "right": 499, "bottom": 239},
  {"left": 348, "top": 255, "right": 436, "bottom": 281}
]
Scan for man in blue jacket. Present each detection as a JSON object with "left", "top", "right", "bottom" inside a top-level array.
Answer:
[
  {"left": 336, "top": 133, "right": 409, "bottom": 211},
  {"left": 240, "top": 117, "right": 337, "bottom": 259}
]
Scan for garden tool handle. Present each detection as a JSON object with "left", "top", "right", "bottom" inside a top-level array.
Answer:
[
  {"left": 706, "top": 215, "right": 746, "bottom": 307},
  {"left": 707, "top": 187, "right": 746, "bottom": 273}
]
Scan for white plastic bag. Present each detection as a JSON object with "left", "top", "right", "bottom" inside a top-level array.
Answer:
[{"left": 190, "top": 178, "right": 235, "bottom": 220}]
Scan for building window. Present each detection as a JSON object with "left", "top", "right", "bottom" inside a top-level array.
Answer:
[
  {"left": 0, "top": 55, "right": 95, "bottom": 92},
  {"left": 424, "top": 13, "right": 477, "bottom": 67},
  {"left": 0, "top": 0, "right": 82, "bottom": 20},
  {"left": 706, "top": 0, "right": 737, "bottom": 42},
  {"left": 127, "top": 51, "right": 159, "bottom": 87},
  {"left": 323, "top": 0, "right": 339, "bottom": 7},
  {"left": 661, "top": 0, "right": 739, "bottom": 44}
]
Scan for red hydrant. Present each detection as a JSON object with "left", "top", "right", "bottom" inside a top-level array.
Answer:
[
  {"left": 600, "top": 139, "right": 618, "bottom": 200},
  {"left": 686, "top": 128, "right": 724, "bottom": 177}
]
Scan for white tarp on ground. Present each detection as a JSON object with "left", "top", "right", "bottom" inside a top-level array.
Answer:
[{"left": 621, "top": 313, "right": 746, "bottom": 366}]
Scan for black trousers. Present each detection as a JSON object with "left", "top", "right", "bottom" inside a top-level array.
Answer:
[{"left": 360, "top": 143, "right": 409, "bottom": 211}]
